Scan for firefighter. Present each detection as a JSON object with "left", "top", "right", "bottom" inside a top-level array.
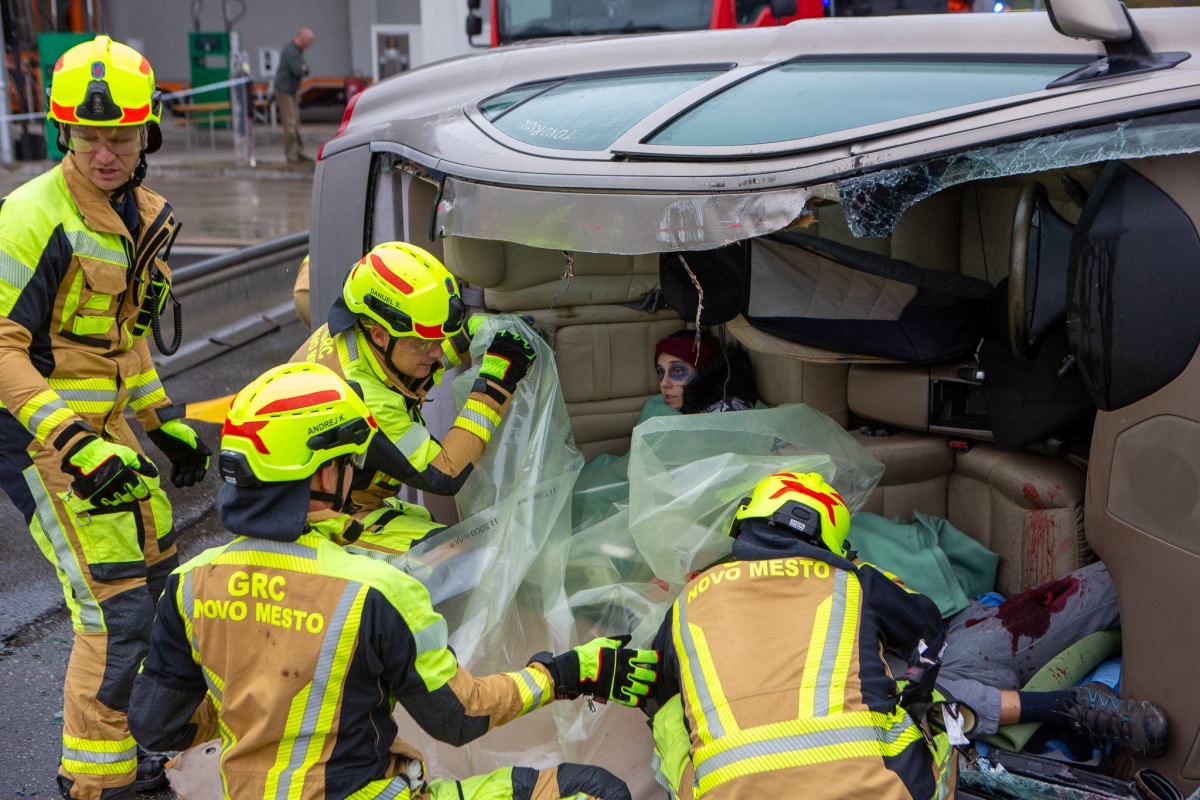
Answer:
[
  {"left": 292, "top": 240, "right": 534, "bottom": 556},
  {"left": 641, "top": 469, "right": 956, "bottom": 800},
  {"left": 128, "top": 362, "right": 658, "bottom": 800},
  {"left": 0, "top": 36, "right": 209, "bottom": 800}
]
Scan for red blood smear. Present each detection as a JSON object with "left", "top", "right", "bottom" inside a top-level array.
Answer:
[{"left": 987, "top": 575, "right": 1081, "bottom": 655}]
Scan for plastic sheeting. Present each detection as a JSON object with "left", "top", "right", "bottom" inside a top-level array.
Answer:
[
  {"left": 837, "top": 109, "right": 1200, "bottom": 239},
  {"left": 392, "top": 320, "right": 884, "bottom": 780},
  {"left": 436, "top": 176, "right": 814, "bottom": 255}
]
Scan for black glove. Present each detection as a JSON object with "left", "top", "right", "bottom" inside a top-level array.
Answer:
[
  {"left": 61, "top": 435, "right": 156, "bottom": 507},
  {"left": 528, "top": 635, "right": 660, "bottom": 708},
  {"left": 147, "top": 419, "right": 211, "bottom": 488},
  {"left": 479, "top": 330, "right": 537, "bottom": 392}
]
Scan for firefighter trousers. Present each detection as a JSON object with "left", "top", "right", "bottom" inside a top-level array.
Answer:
[
  {"left": 0, "top": 417, "right": 178, "bottom": 800},
  {"left": 349, "top": 762, "right": 631, "bottom": 800}
]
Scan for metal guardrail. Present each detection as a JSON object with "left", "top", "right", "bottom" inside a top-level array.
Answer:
[{"left": 153, "top": 230, "right": 309, "bottom": 378}]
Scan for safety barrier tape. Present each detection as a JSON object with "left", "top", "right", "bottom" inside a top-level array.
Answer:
[{"left": 0, "top": 77, "right": 255, "bottom": 124}]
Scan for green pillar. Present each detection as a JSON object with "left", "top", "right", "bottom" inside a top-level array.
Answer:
[{"left": 37, "top": 32, "right": 93, "bottom": 160}]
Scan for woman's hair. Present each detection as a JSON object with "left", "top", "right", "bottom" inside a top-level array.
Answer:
[{"left": 653, "top": 329, "right": 720, "bottom": 370}]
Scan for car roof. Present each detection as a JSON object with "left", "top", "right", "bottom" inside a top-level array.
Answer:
[{"left": 320, "top": 8, "right": 1200, "bottom": 252}]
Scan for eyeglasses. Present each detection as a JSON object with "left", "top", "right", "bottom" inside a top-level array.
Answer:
[
  {"left": 393, "top": 336, "right": 445, "bottom": 355},
  {"left": 67, "top": 126, "right": 145, "bottom": 156}
]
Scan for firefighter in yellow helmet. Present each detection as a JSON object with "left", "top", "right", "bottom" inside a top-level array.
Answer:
[
  {"left": 0, "top": 35, "right": 207, "bottom": 800},
  {"left": 293, "top": 241, "right": 536, "bottom": 558},
  {"left": 639, "top": 468, "right": 957, "bottom": 800},
  {"left": 128, "top": 362, "right": 657, "bottom": 800}
]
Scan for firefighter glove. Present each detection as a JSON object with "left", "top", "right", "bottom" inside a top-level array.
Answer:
[
  {"left": 531, "top": 635, "right": 660, "bottom": 708},
  {"left": 479, "top": 330, "right": 537, "bottom": 392},
  {"left": 147, "top": 419, "right": 211, "bottom": 488},
  {"left": 61, "top": 435, "right": 154, "bottom": 507}
]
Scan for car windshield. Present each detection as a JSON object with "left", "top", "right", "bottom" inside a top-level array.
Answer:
[
  {"left": 647, "top": 59, "right": 1085, "bottom": 147},
  {"left": 497, "top": 0, "right": 712, "bottom": 43},
  {"left": 481, "top": 69, "right": 725, "bottom": 151}
]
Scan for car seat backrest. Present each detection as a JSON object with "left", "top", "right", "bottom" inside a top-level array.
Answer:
[
  {"left": 444, "top": 236, "right": 682, "bottom": 459},
  {"left": 849, "top": 364, "right": 1090, "bottom": 596}
]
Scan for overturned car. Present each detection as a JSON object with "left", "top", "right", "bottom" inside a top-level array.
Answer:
[{"left": 309, "top": 2, "right": 1200, "bottom": 796}]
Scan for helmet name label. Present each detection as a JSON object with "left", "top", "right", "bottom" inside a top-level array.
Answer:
[
  {"left": 687, "top": 558, "right": 831, "bottom": 603},
  {"left": 308, "top": 414, "right": 346, "bottom": 435}
]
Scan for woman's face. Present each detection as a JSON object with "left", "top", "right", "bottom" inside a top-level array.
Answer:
[{"left": 656, "top": 352, "right": 695, "bottom": 410}]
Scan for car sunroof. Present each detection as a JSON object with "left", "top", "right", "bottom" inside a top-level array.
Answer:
[
  {"left": 481, "top": 69, "right": 726, "bottom": 152},
  {"left": 646, "top": 58, "right": 1086, "bottom": 147}
]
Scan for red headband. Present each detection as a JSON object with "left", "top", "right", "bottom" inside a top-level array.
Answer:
[{"left": 655, "top": 333, "right": 717, "bottom": 370}]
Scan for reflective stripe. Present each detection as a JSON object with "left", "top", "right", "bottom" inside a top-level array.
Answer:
[
  {"left": 66, "top": 230, "right": 129, "bottom": 265},
  {"left": 269, "top": 582, "right": 367, "bottom": 800},
  {"left": 396, "top": 422, "right": 431, "bottom": 458},
  {"left": 24, "top": 465, "right": 102, "bottom": 632},
  {"left": 61, "top": 734, "right": 136, "bottom": 776},
  {"left": 675, "top": 597, "right": 727, "bottom": 740},
  {"left": 695, "top": 712, "right": 922, "bottom": 792},
  {"left": 127, "top": 372, "right": 165, "bottom": 409},
  {"left": 452, "top": 415, "right": 492, "bottom": 443},
  {"left": 463, "top": 399, "right": 500, "bottom": 425},
  {"left": 813, "top": 570, "right": 849, "bottom": 717},
  {"left": 513, "top": 667, "right": 551, "bottom": 711},
  {"left": 412, "top": 616, "right": 448, "bottom": 657},
  {"left": 23, "top": 393, "right": 72, "bottom": 442},
  {"left": 346, "top": 779, "right": 410, "bottom": 800},
  {"left": 344, "top": 327, "right": 360, "bottom": 362},
  {"left": 58, "top": 388, "right": 119, "bottom": 404},
  {"left": 0, "top": 248, "right": 32, "bottom": 293},
  {"left": 222, "top": 538, "right": 317, "bottom": 560}
]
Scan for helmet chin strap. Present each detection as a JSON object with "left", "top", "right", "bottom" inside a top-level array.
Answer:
[
  {"left": 310, "top": 457, "right": 356, "bottom": 512},
  {"left": 112, "top": 151, "right": 148, "bottom": 195}
]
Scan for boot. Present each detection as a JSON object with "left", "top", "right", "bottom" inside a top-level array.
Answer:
[
  {"left": 1060, "top": 682, "right": 1169, "bottom": 758},
  {"left": 134, "top": 746, "right": 170, "bottom": 792}
]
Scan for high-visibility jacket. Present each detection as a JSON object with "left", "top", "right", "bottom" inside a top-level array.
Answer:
[
  {"left": 129, "top": 510, "right": 557, "bottom": 800},
  {"left": 0, "top": 154, "right": 176, "bottom": 457},
  {"left": 293, "top": 323, "right": 508, "bottom": 509},
  {"left": 647, "top": 521, "right": 953, "bottom": 800}
]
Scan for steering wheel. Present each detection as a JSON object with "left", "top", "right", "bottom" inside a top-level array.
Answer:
[{"left": 1007, "top": 183, "right": 1042, "bottom": 362}]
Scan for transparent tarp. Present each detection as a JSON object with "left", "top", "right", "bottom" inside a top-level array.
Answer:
[
  {"left": 437, "top": 177, "right": 813, "bottom": 255},
  {"left": 837, "top": 109, "right": 1200, "bottom": 239},
  {"left": 394, "top": 323, "right": 883, "bottom": 778}
]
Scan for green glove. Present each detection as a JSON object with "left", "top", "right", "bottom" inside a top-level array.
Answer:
[
  {"left": 467, "top": 315, "right": 487, "bottom": 338},
  {"left": 479, "top": 330, "right": 537, "bottom": 392},
  {"left": 61, "top": 435, "right": 154, "bottom": 507},
  {"left": 147, "top": 419, "right": 211, "bottom": 488},
  {"left": 529, "top": 635, "right": 660, "bottom": 708}
]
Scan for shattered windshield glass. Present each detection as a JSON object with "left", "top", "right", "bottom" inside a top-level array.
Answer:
[{"left": 837, "top": 109, "right": 1200, "bottom": 238}]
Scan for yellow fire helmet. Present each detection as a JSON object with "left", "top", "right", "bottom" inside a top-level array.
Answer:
[
  {"left": 218, "top": 363, "right": 377, "bottom": 486},
  {"left": 730, "top": 470, "right": 850, "bottom": 556},
  {"left": 331, "top": 241, "right": 467, "bottom": 339},
  {"left": 47, "top": 35, "right": 162, "bottom": 128}
]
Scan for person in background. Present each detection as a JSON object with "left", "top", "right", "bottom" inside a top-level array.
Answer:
[
  {"left": 128, "top": 362, "right": 657, "bottom": 800},
  {"left": 275, "top": 27, "right": 314, "bottom": 164},
  {"left": 642, "top": 329, "right": 759, "bottom": 424}
]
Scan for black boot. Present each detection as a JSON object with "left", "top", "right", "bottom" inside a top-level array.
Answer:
[{"left": 134, "top": 746, "right": 170, "bottom": 792}]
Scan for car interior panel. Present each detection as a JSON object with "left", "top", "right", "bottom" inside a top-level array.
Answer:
[{"left": 355, "top": 64, "right": 1200, "bottom": 786}]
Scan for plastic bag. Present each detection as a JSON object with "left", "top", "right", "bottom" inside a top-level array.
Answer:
[{"left": 398, "top": 318, "right": 885, "bottom": 781}]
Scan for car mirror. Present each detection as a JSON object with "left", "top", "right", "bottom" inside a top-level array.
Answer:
[{"left": 1044, "top": 0, "right": 1131, "bottom": 42}]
